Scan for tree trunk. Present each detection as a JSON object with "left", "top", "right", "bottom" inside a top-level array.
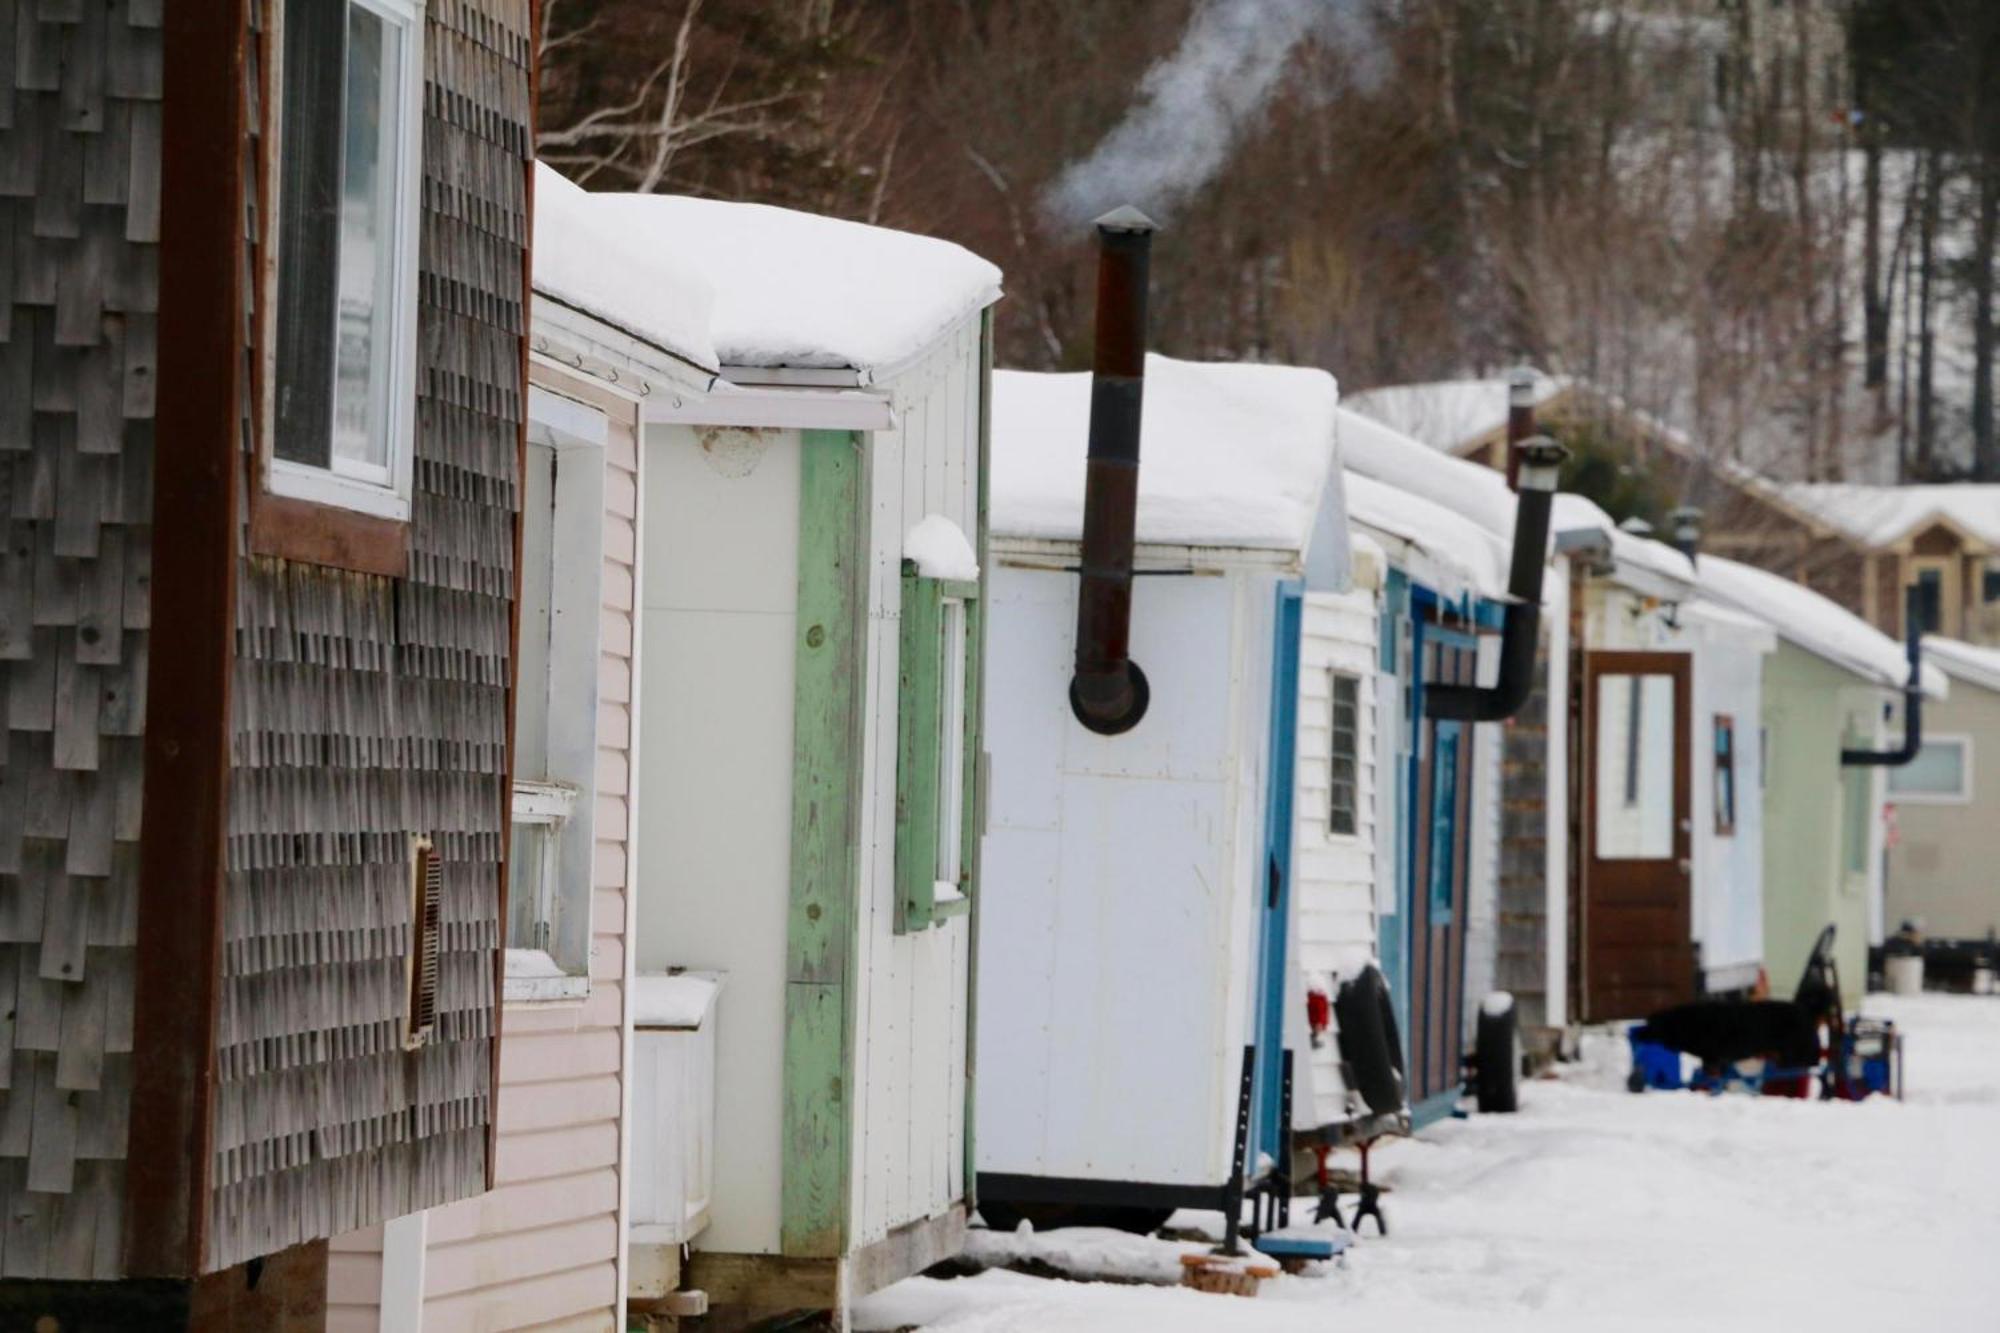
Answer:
[
  {"left": 1862, "top": 107, "right": 1889, "bottom": 394},
  {"left": 1916, "top": 148, "right": 1943, "bottom": 477},
  {"left": 1974, "top": 162, "right": 1999, "bottom": 478}
]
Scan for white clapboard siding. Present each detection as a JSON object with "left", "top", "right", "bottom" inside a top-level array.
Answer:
[
  {"left": 324, "top": 368, "right": 641, "bottom": 1331},
  {"left": 1293, "top": 590, "right": 1380, "bottom": 1130},
  {"left": 852, "top": 319, "right": 980, "bottom": 1245}
]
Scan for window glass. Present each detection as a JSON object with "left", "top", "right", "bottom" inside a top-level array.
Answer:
[
  {"left": 1427, "top": 722, "right": 1461, "bottom": 917},
  {"left": 1595, "top": 672, "right": 1675, "bottom": 859},
  {"left": 1843, "top": 765, "right": 1872, "bottom": 875},
  {"left": 274, "top": 0, "right": 410, "bottom": 488},
  {"left": 1713, "top": 714, "right": 1736, "bottom": 836},
  {"left": 1888, "top": 739, "right": 1969, "bottom": 799},
  {"left": 1913, "top": 568, "right": 1945, "bottom": 634},
  {"left": 507, "top": 817, "right": 559, "bottom": 951},
  {"left": 1329, "top": 672, "right": 1360, "bottom": 837},
  {"left": 333, "top": 5, "right": 399, "bottom": 477},
  {"left": 936, "top": 600, "right": 969, "bottom": 889}
]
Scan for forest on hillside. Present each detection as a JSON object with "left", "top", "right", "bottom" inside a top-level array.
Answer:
[{"left": 537, "top": 0, "right": 2000, "bottom": 487}]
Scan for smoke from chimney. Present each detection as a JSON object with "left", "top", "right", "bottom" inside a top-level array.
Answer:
[{"left": 1042, "top": 0, "right": 1376, "bottom": 229}]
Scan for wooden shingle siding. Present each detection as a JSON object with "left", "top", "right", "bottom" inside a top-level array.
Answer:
[
  {"left": 203, "top": 0, "right": 531, "bottom": 1272},
  {"left": 0, "top": 0, "right": 161, "bottom": 1280}
]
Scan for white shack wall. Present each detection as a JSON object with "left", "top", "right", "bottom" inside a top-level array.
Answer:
[
  {"left": 1292, "top": 589, "right": 1380, "bottom": 1130},
  {"left": 978, "top": 557, "right": 1273, "bottom": 1189},
  {"left": 326, "top": 367, "right": 643, "bottom": 1331},
  {"left": 635, "top": 422, "right": 803, "bottom": 1255},
  {"left": 1686, "top": 625, "right": 1768, "bottom": 989},
  {"left": 850, "top": 326, "right": 982, "bottom": 1245}
]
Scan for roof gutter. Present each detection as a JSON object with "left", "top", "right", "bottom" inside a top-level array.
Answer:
[{"left": 1841, "top": 585, "right": 1926, "bottom": 767}]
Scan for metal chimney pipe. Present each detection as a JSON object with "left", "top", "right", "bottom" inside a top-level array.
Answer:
[
  {"left": 1070, "top": 206, "right": 1157, "bottom": 736},
  {"left": 1668, "top": 506, "right": 1704, "bottom": 563},
  {"left": 1427, "top": 437, "right": 1569, "bottom": 723},
  {"left": 1504, "top": 367, "right": 1537, "bottom": 491},
  {"left": 1842, "top": 585, "right": 1927, "bottom": 766}
]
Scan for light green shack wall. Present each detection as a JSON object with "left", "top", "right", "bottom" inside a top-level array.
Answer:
[{"left": 1760, "top": 642, "right": 1882, "bottom": 995}]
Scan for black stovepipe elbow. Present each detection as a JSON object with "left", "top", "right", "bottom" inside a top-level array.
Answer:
[
  {"left": 1842, "top": 587, "right": 1926, "bottom": 767},
  {"left": 1426, "top": 601, "right": 1542, "bottom": 723},
  {"left": 1425, "top": 475, "right": 1557, "bottom": 724}
]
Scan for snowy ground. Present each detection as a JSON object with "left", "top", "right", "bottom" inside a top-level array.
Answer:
[{"left": 856, "top": 993, "right": 2000, "bottom": 1332}]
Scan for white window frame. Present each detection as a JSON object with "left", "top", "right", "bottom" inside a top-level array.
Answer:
[
  {"left": 504, "top": 386, "right": 609, "bottom": 1002},
  {"left": 1887, "top": 733, "right": 1974, "bottom": 805},
  {"left": 934, "top": 596, "right": 971, "bottom": 912},
  {"left": 263, "top": 0, "right": 426, "bottom": 522}
]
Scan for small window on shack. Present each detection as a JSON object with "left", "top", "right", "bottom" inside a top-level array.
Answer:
[
  {"left": 1713, "top": 714, "right": 1737, "bottom": 836},
  {"left": 267, "top": 0, "right": 425, "bottom": 521},
  {"left": 1888, "top": 736, "right": 1972, "bottom": 805},
  {"left": 505, "top": 387, "right": 609, "bottom": 1000},
  {"left": 1328, "top": 672, "right": 1362, "bottom": 837},
  {"left": 895, "top": 565, "right": 981, "bottom": 934}
]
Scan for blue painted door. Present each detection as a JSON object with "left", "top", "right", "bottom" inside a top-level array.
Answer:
[
  {"left": 1406, "top": 589, "right": 1478, "bottom": 1128},
  {"left": 1251, "top": 582, "right": 1304, "bottom": 1166}
]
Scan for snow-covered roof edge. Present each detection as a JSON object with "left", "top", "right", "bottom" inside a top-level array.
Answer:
[
  {"left": 1921, "top": 636, "right": 2000, "bottom": 695},
  {"left": 576, "top": 192, "right": 1001, "bottom": 378},
  {"left": 990, "top": 357, "right": 1343, "bottom": 559},
  {"left": 530, "top": 163, "right": 721, "bottom": 381},
  {"left": 1697, "top": 555, "right": 1946, "bottom": 696}
]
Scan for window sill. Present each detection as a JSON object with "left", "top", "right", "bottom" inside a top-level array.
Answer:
[
  {"left": 249, "top": 487, "right": 411, "bottom": 577},
  {"left": 503, "top": 948, "right": 590, "bottom": 1005},
  {"left": 503, "top": 974, "right": 591, "bottom": 1006}
]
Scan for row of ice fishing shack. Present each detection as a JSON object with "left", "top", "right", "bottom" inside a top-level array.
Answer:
[{"left": 0, "top": 7, "right": 1943, "bottom": 1325}]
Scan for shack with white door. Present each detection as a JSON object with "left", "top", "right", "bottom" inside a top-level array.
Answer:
[
  {"left": 977, "top": 320, "right": 1348, "bottom": 1223},
  {"left": 1700, "top": 557, "right": 1945, "bottom": 995},
  {"left": 583, "top": 191, "right": 1002, "bottom": 1319}
]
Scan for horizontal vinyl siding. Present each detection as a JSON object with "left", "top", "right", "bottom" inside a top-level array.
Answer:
[{"left": 1295, "top": 592, "right": 1380, "bottom": 1130}]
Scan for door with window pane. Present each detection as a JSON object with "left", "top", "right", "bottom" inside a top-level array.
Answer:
[
  {"left": 1580, "top": 652, "right": 1693, "bottom": 1021},
  {"left": 1407, "top": 625, "right": 1475, "bottom": 1112}
]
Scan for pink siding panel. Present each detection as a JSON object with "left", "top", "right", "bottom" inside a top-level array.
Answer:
[
  {"left": 426, "top": 1216, "right": 619, "bottom": 1298},
  {"left": 424, "top": 1169, "right": 620, "bottom": 1248},
  {"left": 422, "top": 1262, "right": 620, "bottom": 1331}
]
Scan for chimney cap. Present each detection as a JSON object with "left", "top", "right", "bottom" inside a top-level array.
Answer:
[{"left": 1094, "top": 205, "right": 1159, "bottom": 235}]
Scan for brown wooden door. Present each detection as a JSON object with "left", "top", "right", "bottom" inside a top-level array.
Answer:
[
  {"left": 1408, "top": 633, "right": 1476, "bottom": 1111},
  {"left": 1580, "top": 651, "right": 1694, "bottom": 1022}
]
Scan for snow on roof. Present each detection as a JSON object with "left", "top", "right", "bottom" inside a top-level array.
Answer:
[
  {"left": 530, "top": 163, "right": 719, "bottom": 374},
  {"left": 1343, "top": 470, "right": 1507, "bottom": 600},
  {"left": 990, "top": 356, "right": 1341, "bottom": 552},
  {"left": 1697, "top": 555, "right": 1946, "bottom": 695},
  {"left": 1337, "top": 406, "right": 1695, "bottom": 590},
  {"left": 1777, "top": 482, "right": 2000, "bottom": 549},
  {"left": 1921, "top": 636, "right": 2000, "bottom": 695},
  {"left": 577, "top": 193, "right": 1001, "bottom": 376},
  {"left": 1344, "top": 373, "right": 1566, "bottom": 455},
  {"left": 905, "top": 514, "right": 979, "bottom": 581}
]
